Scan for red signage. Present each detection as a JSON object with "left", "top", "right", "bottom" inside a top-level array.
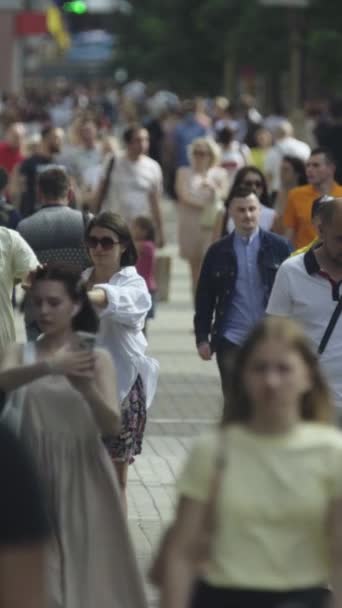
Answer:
[{"left": 15, "top": 11, "right": 48, "bottom": 37}]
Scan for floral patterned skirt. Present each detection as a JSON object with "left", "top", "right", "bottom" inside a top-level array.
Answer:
[{"left": 102, "top": 375, "right": 147, "bottom": 464}]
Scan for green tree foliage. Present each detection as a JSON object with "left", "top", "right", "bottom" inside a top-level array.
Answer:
[
  {"left": 114, "top": 0, "right": 342, "bottom": 97},
  {"left": 307, "top": 0, "right": 342, "bottom": 93}
]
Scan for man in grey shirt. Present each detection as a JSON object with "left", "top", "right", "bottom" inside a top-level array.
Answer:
[{"left": 18, "top": 166, "right": 90, "bottom": 339}]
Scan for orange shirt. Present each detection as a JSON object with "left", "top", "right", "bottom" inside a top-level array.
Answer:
[{"left": 283, "top": 182, "right": 342, "bottom": 248}]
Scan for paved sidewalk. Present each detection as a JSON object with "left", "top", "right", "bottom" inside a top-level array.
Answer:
[{"left": 128, "top": 201, "right": 222, "bottom": 603}]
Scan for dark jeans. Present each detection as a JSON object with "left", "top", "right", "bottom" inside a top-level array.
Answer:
[
  {"left": 190, "top": 581, "right": 330, "bottom": 608},
  {"left": 216, "top": 337, "right": 239, "bottom": 404}
]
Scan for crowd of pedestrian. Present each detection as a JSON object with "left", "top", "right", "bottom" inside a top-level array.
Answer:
[{"left": 2, "top": 81, "right": 342, "bottom": 607}]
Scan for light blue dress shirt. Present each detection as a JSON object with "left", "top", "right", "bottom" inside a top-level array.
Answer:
[{"left": 223, "top": 228, "right": 265, "bottom": 345}]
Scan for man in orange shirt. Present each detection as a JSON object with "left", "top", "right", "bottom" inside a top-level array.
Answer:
[{"left": 283, "top": 147, "right": 342, "bottom": 248}]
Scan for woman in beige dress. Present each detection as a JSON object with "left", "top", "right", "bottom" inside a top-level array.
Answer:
[
  {"left": 0, "top": 264, "right": 148, "bottom": 608},
  {"left": 176, "top": 137, "right": 229, "bottom": 299}
]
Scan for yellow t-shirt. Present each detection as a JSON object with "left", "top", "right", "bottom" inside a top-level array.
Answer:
[
  {"left": 283, "top": 183, "right": 342, "bottom": 249},
  {"left": 177, "top": 424, "right": 342, "bottom": 590},
  {"left": 250, "top": 148, "right": 267, "bottom": 172},
  {"left": 0, "top": 228, "right": 38, "bottom": 357}
]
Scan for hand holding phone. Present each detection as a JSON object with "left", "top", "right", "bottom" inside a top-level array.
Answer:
[{"left": 76, "top": 331, "right": 97, "bottom": 351}]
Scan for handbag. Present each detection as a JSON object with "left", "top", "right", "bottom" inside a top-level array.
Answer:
[
  {"left": 200, "top": 197, "right": 223, "bottom": 230},
  {"left": 148, "top": 432, "right": 227, "bottom": 588},
  {"left": 318, "top": 296, "right": 342, "bottom": 355}
]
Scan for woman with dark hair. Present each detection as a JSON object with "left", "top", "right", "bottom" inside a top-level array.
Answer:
[
  {"left": 0, "top": 264, "right": 148, "bottom": 608},
  {"left": 159, "top": 317, "right": 342, "bottom": 608},
  {"left": 211, "top": 165, "right": 277, "bottom": 242},
  {"left": 84, "top": 211, "right": 159, "bottom": 507},
  {"left": 281, "top": 155, "right": 308, "bottom": 188},
  {"left": 273, "top": 155, "right": 308, "bottom": 234}
]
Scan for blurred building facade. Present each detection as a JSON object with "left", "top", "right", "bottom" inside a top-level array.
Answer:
[{"left": 0, "top": 0, "right": 122, "bottom": 92}]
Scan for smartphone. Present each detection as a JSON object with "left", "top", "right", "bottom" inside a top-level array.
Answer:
[{"left": 76, "top": 331, "right": 96, "bottom": 351}]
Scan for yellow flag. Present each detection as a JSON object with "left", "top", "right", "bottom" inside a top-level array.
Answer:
[{"left": 47, "top": 5, "right": 71, "bottom": 50}]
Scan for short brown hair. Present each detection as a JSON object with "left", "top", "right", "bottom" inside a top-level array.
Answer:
[
  {"left": 38, "top": 166, "right": 69, "bottom": 201},
  {"left": 223, "top": 317, "right": 333, "bottom": 426},
  {"left": 123, "top": 124, "right": 146, "bottom": 145},
  {"left": 318, "top": 197, "right": 342, "bottom": 226}
]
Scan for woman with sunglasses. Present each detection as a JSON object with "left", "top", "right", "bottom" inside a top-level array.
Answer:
[
  {"left": 84, "top": 211, "right": 159, "bottom": 509},
  {"left": 211, "top": 166, "right": 277, "bottom": 242}
]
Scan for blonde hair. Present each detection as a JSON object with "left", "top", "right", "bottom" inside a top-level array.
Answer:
[
  {"left": 188, "top": 137, "right": 221, "bottom": 168},
  {"left": 224, "top": 317, "right": 334, "bottom": 426}
]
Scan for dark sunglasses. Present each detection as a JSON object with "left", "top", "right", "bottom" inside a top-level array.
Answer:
[
  {"left": 242, "top": 179, "right": 263, "bottom": 188},
  {"left": 86, "top": 236, "right": 120, "bottom": 250}
]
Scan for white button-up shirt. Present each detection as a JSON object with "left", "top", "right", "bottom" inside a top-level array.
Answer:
[{"left": 83, "top": 265, "right": 159, "bottom": 408}]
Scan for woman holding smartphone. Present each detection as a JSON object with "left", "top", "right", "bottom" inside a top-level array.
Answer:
[
  {"left": 84, "top": 211, "right": 159, "bottom": 508},
  {"left": 0, "top": 264, "right": 148, "bottom": 608}
]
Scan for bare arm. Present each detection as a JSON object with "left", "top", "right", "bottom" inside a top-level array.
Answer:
[
  {"left": 7, "top": 165, "right": 24, "bottom": 209},
  {"left": 0, "top": 345, "right": 96, "bottom": 393},
  {"left": 0, "top": 346, "right": 50, "bottom": 393},
  {"left": 0, "top": 544, "right": 47, "bottom": 608},
  {"left": 160, "top": 497, "right": 207, "bottom": 608},
  {"left": 70, "top": 349, "right": 120, "bottom": 435},
  {"left": 213, "top": 169, "right": 230, "bottom": 201},
  {"left": 88, "top": 279, "right": 152, "bottom": 327},
  {"left": 149, "top": 187, "right": 165, "bottom": 248},
  {"left": 211, "top": 208, "right": 225, "bottom": 243},
  {"left": 175, "top": 168, "right": 214, "bottom": 209}
]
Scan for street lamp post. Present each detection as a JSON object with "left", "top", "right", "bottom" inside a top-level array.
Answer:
[{"left": 259, "top": 0, "right": 310, "bottom": 114}]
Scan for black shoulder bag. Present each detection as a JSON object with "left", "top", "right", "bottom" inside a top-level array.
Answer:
[{"left": 318, "top": 296, "right": 342, "bottom": 355}]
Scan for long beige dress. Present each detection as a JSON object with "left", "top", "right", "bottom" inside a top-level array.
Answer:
[
  {"left": 2, "top": 343, "right": 148, "bottom": 608},
  {"left": 177, "top": 166, "right": 228, "bottom": 262}
]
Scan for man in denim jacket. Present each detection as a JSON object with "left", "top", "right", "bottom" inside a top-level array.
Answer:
[{"left": 194, "top": 187, "right": 292, "bottom": 400}]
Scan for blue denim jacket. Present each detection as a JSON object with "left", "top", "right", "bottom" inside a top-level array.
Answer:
[{"left": 194, "top": 229, "right": 292, "bottom": 351}]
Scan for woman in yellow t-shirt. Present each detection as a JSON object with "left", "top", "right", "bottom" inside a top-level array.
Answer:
[{"left": 159, "top": 317, "right": 342, "bottom": 608}]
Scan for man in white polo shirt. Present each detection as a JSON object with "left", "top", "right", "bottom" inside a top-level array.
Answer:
[{"left": 267, "top": 197, "right": 342, "bottom": 410}]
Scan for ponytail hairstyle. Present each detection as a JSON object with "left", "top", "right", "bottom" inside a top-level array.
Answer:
[{"left": 32, "top": 264, "right": 99, "bottom": 334}]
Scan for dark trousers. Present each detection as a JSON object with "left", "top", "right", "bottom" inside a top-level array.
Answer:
[
  {"left": 190, "top": 581, "right": 330, "bottom": 608},
  {"left": 216, "top": 337, "right": 239, "bottom": 401}
]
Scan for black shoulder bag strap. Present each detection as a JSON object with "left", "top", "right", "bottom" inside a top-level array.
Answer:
[
  {"left": 96, "top": 154, "right": 115, "bottom": 213},
  {"left": 318, "top": 296, "right": 342, "bottom": 355}
]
